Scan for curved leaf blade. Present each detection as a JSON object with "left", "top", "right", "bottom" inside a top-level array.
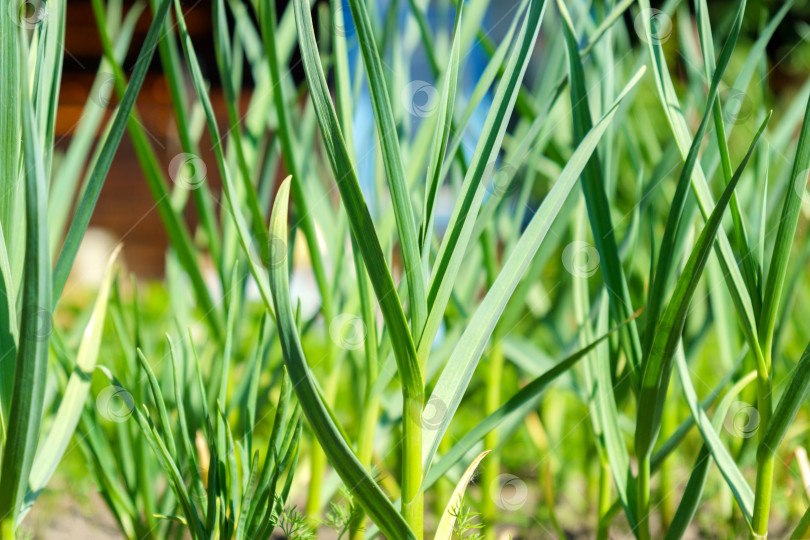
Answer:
[
  {"left": 27, "top": 245, "right": 122, "bottom": 498},
  {"left": 269, "top": 177, "right": 417, "bottom": 540}
]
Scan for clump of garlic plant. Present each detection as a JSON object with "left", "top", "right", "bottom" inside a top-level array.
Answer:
[
  {"left": 65, "top": 262, "right": 305, "bottom": 540},
  {"left": 134, "top": 339, "right": 303, "bottom": 539}
]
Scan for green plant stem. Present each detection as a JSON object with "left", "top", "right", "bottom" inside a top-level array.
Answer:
[
  {"left": 349, "top": 391, "right": 379, "bottom": 540},
  {"left": 482, "top": 229, "right": 503, "bottom": 540},
  {"left": 402, "top": 392, "right": 424, "bottom": 539},
  {"left": 753, "top": 451, "right": 774, "bottom": 538},
  {"left": 752, "top": 348, "right": 774, "bottom": 538},
  {"left": 356, "top": 362, "right": 379, "bottom": 469},
  {"left": 637, "top": 454, "right": 651, "bottom": 540},
  {"left": 349, "top": 233, "right": 380, "bottom": 540},
  {"left": 306, "top": 349, "right": 341, "bottom": 527},
  {"left": 659, "top": 404, "right": 676, "bottom": 529},
  {"left": 306, "top": 433, "right": 326, "bottom": 528},
  {"left": 752, "top": 356, "right": 774, "bottom": 538},
  {"left": 482, "top": 337, "right": 504, "bottom": 540}
]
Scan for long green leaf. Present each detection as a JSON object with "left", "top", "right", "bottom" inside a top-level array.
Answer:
[
  {"left": 759, "top": 95, "right": 810, "bottom": 358},
  {"left": 0, "top": 221, "right": 17, "bottom": 429},
  {"left": 791, "top": 505, "right": 810, "bottom": 539},
  {"left": 0, "top": 0, "right": 21, "bottom": 297},
  {"left": 269, "top": 177, "right": 417, "bottom": 540},
  {"left": 27, "top": 245, "right": 121, "bottom": 499},
  {"left": 557, "top": 0, "right": 642, "bottom": 381},
  {"left": 419, "top": 2, "right": 463, "bottom": 263},
  {"left": 0, "top": 29, "right": 52, "bottom": 527}
]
